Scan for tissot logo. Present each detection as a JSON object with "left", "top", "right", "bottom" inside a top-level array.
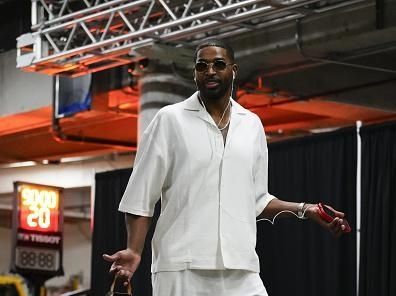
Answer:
[{"left": 17, "top": 233, "right": 61, "bottom": 245}]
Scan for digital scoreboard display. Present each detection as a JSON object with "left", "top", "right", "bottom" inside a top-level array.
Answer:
[
  {"left": 18, "top": 184, "right": 60, "bottom": 232},
  {"left": 11, "top": 182, "right": 64, "bottom": 278}
]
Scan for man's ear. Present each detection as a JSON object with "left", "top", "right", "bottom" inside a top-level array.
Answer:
[{"left": 232, "top": 64, "right": 238, "bottom": 79}]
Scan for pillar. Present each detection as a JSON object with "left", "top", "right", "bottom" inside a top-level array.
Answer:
[{"left": 138, "top": 61, "right": 195, "bottom": 139}]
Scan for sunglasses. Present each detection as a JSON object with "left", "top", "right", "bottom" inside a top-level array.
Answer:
[{"left": 194, "top": 60, "right": 234, "bottom": 72}]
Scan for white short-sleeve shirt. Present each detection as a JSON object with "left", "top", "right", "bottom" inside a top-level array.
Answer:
[{"left": 119, "top": 92, "right": 275, "bottom": 273}]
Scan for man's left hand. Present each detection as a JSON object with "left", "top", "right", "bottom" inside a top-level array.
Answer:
[{"left": 305, "top": 204, "right": 346, "bottom": 237}]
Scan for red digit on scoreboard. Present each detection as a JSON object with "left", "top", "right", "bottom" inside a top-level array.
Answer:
[{"left": 18, "top": 185, "right": 60, "bottom": 232}]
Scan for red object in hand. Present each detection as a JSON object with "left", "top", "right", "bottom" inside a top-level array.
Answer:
[{"left": 317, "top": 203, "right": 351, "bottom": 233}]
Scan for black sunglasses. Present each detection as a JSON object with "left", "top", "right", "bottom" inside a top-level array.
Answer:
[{"left": 194, "top": 60, "right": 234, "bottom": 72}]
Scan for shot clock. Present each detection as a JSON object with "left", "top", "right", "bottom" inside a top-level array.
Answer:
[
  {"left": 11, "top": 182, "right": 64, "bottom": 278},
  {"left": 19, "top": 185, "right": 60, "bottom": 232}
]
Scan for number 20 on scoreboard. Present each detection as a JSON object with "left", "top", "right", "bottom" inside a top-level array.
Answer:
[{"left": 18, "top": 184, "right": 60, "bottom": 232}]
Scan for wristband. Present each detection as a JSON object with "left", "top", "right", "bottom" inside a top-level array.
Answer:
[{"left": 297, "top": 202, "right": 307, "bottom": 219}]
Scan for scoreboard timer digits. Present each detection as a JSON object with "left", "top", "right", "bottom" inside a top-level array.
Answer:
[
  {"left": 19, "top": 185, "right": 60, "bottom": 232},
  {"left": 15, "top": 246, "right": 59, "bottom": 271}
]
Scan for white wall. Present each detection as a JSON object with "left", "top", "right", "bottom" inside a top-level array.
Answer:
[
  {"left": 0, "top": 50, "right": 53, "bottom": 117},
  {"left": 0, "top": 227, "right": 12, "bottom": 272},
  {"left": 46, "top": 221, "right": 92, "bottom": 289}
]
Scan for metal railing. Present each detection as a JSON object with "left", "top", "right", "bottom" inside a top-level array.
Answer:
[{"left": 16, "top": 0, "right": 367, "bottom": 76}]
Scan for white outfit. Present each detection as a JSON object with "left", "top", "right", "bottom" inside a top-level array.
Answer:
[
  {"left": 152, "top": 269, "right": 269, "bottom": 296},
  {"left": 119, "top": 92, "right": 274, "bottom": 294}
]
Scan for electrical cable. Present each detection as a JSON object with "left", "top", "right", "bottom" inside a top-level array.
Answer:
[{"left": 257, "top": 204, "right": 317, "bottom": 225}]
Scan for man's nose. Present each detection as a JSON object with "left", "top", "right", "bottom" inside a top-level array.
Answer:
[{"left": 207, "top": 64, "right": 216, "bottom": 75}]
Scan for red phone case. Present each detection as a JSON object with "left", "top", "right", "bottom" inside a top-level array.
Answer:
[{"left": 318, "top": 203, "right": 351, "bottom": 233}]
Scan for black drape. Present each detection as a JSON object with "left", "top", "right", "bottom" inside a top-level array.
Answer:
[
  {"left": 258, "top": 129, "right": 357, "bottom": 296},
  {"left": 91, "top": 168, "right": 157, "bottom": 296},
  {"left": 359, "top": 122, "right": 396, "bottom": 296}
]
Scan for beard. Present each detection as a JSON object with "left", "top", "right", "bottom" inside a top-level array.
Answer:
[{"left": 197, "top": 77, "right": 232, "bottom": 101}]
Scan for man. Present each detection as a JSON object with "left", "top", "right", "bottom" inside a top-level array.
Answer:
[{"left": 103, "top": 39, "right": 347, "bottom": 296}]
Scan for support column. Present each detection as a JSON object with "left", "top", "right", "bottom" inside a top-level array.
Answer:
[{"left": 138, "top": 61, "right": 195, "bottom": 139}]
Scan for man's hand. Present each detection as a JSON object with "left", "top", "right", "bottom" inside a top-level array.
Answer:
[
  {"left": 103, "top": 249, "right": 141, "bottom": 286},
  {"left": 305, "top": 204, "right": 346, "bottom": 237}
]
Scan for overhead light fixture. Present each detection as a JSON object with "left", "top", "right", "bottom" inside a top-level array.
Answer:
[
  {"left": 0, "top": 161, "right": 38, "bottom": 169},
  {"left": 310, "top": 127, "right": 340, "bottom": 134},
  {"left": 60, "top": 155, "right": 97, "bottom": 163},
  {"left": 118, "top": 102, "right": 134, "bottom": 110}
]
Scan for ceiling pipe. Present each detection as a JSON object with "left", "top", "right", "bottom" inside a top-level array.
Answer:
[
  {"left": 241, "top": 39, "right": 396, "bottom": 81},
  {"left": 51, "top": 79, "right": 137, "bottom": 151},
  {"left": 51, "top": 116, "right": 137, "bottom": 151},
  {"left": 295, "top": 18, "right": 396, "bottom": 74},
  {"left": 237, "top": 1, "right": 388, "bottom": 87},
  {"left": 243, "top": 77, "right": 396, "bottom": 110},
  {"left": 52, "top": 118, "right": 137, "bottom": 151}
]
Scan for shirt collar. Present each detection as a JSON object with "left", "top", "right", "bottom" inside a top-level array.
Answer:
[{"left": 183, "top": 91, "right": 248, "bottom": 115}]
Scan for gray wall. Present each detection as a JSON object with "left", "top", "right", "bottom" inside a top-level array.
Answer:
[{"left": 0, "top": 50, "right": 52, "bottom": 116}]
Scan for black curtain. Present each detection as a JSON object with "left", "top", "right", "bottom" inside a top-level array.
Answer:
[
  {"left": 91, "top": 168, "right": 157, "bottom": 296},
  {"left": 258, "top": 128, "right": 357, "bottom": 296},
  {"left": 359, "top": 122, "right": 396, "bottom": 296}
]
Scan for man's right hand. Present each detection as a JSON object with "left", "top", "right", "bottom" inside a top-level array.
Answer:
[{"left": 103, "top": 249, "right": 141, "bottom": 286}]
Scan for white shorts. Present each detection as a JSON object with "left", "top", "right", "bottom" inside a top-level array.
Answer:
[{"left": 152, "top": 269, "right": 268, "bottom": 296}]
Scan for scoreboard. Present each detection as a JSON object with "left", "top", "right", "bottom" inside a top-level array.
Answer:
[
  {"left": 19, "top": 185, "right": 60, "bottom": 232},
  {"left": 11, "top": 182, "right": 64, "bottom": 277}
]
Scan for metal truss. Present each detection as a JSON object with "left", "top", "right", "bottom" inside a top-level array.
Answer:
[{"left": 17, "top": 0, "right": 367, "bottom": 76}]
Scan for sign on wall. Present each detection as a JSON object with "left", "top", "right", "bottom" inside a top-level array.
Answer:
[
  {"left": 54, "top": 74, "right": 92, "bottom": 119},
  {"left": 11, "top": 182, "right": 64, "bottom": 277}
]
